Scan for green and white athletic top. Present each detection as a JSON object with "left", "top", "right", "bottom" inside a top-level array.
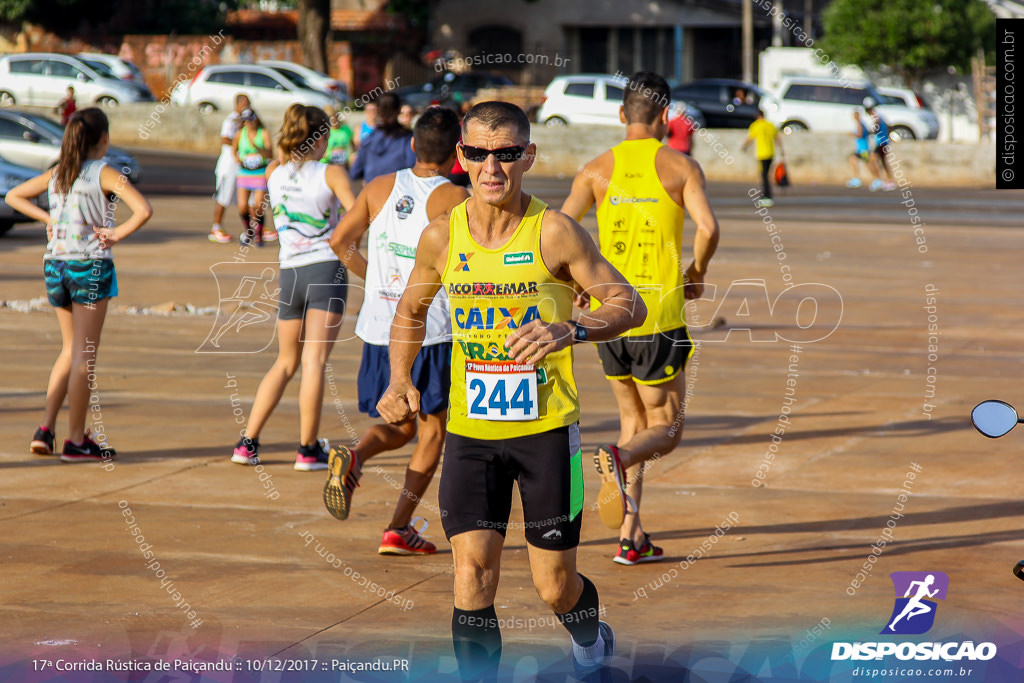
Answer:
[{"left": 267, "top": 160, "right": 341, "bottom": 269}]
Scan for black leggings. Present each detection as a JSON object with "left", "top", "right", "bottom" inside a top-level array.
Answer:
[{"left": 760, "top": 158, "right": 773, "bottom": 199}]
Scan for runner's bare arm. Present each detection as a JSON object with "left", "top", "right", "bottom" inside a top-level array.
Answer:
[
  {"left": 325, "top": 163, "right": 357, "bottom": 212},
  {"left": 560, "top": 161, "right": 597, "bottom": 222},
  {"left": 377, "top": 217, "right": 449, "bottom": 423},
  {"left": 232, "top": 131, "right": 242, "bottom": 164},
  {"left": 506, "top": 212, "right": 646, "bottom": 364},
  {"left": 328, "top": 182, "right": 372, "bottom": 280},
  {"left": 93, "top": 165, "right": 153, "bottom": 247},
  {"left": 679, "top": 160, "right": 720, "bottom": 299},
  {"left": 4, "top": 169, "right": 53, "bottom": 225}
]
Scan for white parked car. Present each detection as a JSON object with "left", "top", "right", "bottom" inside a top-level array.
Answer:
[
  {"left": 538, "top": 74, "right": 705, "bottom": 128},
  {"left": 258, "top": 60, "right": 347, "bottom": 105},
  {"left": 765, "top": 76, "right": 939, "bottom": 140},
  {"left": 0, "top": 53, "right": 148, "bottom": 107},
  {"left": 76, "top": 54, "right": 154, "bottom": 101},
  {"left": 170, "top": 64, "right": 335, "bottom": 116},
  {"left": 76, "top": 53, "right": 146, "bottom": 82}
]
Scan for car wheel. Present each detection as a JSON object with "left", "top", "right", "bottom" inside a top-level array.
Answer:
[
  {"left": 781, "top": 121, "right": 807, "bottom": 135},
  {"left": 544, "top": 116, "right": 568, "bottom": 127},
  {"left": 0, "top": 91, "right": 15, "bottom": 106},
  {"left": 97, "top": 96, "right": 119, "bottom": 107},
  {"left": 0, "top": 220, "right": 14, "bottom": 237},
  {"left": 890, "top": 125, "right": 916, "bottom": 142},
  {"left": 198, "top": 102, "right": 218, "bottom": 114}
]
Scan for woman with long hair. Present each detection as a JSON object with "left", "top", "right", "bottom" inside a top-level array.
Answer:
[
  {"left": 231, "top": 104, "right": 356, "bottom": 471},
  {"left": 233, "top": 107, "right": 276, "bottom": 245},
  {"left": 7, "top": 108, "right": 152, "bottom": 461}
]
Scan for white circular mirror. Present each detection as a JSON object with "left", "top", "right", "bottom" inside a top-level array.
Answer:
[{"left": 972, "top": 400, "right": 1019, "bottom": 438}]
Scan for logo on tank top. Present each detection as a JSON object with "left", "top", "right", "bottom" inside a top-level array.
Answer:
[
  {"left": 609, "top": 196, "right": 659, "bottom": 206},
  {"left": 379, "top": 270, "right": 405, "bottom": 301},
  {"left": 503, "top": 251, "right": 534, "bottom": 266},
  {"left": 395, "top": 195, "right": 415, "bottom": 220},
  {"left": 455, "top": 252, "right": 474, "bottom": 272},
  {"left": 388, "top": 242, "right": 417, "bottom": 259}
]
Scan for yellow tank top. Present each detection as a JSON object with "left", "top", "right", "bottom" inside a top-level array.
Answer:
[
  {"left": 443, "top": 196, "right": 579, "bottom": 439},
  {"left": 595, "top": 138, "right": 687, "bottom": 337}
]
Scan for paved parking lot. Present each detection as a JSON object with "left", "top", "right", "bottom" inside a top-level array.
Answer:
[{"left": 1, "top": 164, "right": 1023, "bottom": 681}]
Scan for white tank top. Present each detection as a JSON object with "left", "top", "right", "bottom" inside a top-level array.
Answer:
[
  {"left": 356, "top": 168, "right": 451, "bottom": 346},
  {"left": 46, "top": 159, "right": 115, "bottom": 261},
  {"left": 267, "top": 161, "right": 341, "bottom": 269}
]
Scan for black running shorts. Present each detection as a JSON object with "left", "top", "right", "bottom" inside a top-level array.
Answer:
[
  {"left": 439, "top": 424, "right": 584, "bottom": 551},
  {"left": 596, "top": 325, "right": 693, "bottom": 385}
]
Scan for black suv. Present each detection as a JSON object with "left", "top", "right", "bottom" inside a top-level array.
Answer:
[{"left": 670, "top": 79, "right": 765, "bottom": 128}]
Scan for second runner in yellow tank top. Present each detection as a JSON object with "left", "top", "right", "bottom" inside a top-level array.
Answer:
[
  {"left": 443, "top": 196, "right": 579, "bottom": 439},
  {"left": 595, "top": 137, "right": 688, "bottom": 337}
]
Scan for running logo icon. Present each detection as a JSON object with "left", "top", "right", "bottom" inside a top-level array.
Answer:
[{"left": 881, "top": 571, "right": 949, "bottom": 635}]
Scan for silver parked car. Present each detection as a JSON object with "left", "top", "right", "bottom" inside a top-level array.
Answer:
[
  {"left": 0, "top": 154, "right": 46, "bottom": 236},
  {"left": 170, "top": 64, "right": 335, "bottom": 116},
  {"left": 0, "top": 110, "right": 140, "bottom": 183},
  {"left": 0, "top": 53, "right": 148, "bottom": 107}
]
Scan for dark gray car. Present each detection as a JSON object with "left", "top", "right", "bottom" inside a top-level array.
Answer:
[
  {"left": 394, "top": 72, "right": 514, "bottom": 110},
  {"left": 670, "top": 79, "right": 765, "bottom": 128}
]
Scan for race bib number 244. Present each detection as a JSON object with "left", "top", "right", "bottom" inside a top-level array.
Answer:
[{"left": 466, "top": 361, "right": 538, "bottom": 421}]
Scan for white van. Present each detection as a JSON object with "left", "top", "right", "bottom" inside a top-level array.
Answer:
[{"left": 766, "top": 76, "right": 939, "bottom": 140}]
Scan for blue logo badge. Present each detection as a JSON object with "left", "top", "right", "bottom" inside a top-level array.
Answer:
[{"left": 880, "top": 571, "right": 949, "bottom": 635}]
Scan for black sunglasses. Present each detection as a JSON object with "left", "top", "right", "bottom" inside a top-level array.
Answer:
[{"left": 458, "top": 142, "right": 528, "bottom": 163}]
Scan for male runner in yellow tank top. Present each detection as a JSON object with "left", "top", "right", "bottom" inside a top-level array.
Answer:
[
  {"left": 562, "top": 71, "right": 721, "bottom": 565},
  {"left": 374, "top": 102, "right": 646, "bottom": 681}
]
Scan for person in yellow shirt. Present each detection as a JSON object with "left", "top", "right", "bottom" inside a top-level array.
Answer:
[
  {"left": 742, "top": 108, "right": 784, "bottom": 207},
  {"left": 561, "top": 71, "right": 721, "bottom": 565},
  {"left": 376, "top": 101, "right": 647, "bottom": 681}
]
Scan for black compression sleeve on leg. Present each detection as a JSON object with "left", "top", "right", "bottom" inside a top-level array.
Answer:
[
  {"left": 555, "top": 573, "right": 600, "bottom": 646},
  {"left": 452, "top": 605, "right": 502, "bottom": 682}
]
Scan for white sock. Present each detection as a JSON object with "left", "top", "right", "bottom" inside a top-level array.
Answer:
[
  {"left": 572, "top": 631, "right": 604, "bottom": 666},
  {"left": 212, "top": 223, "right": 221, "bottom": 231}
]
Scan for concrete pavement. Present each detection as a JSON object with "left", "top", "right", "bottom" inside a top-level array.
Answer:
[{"left": 1, "top": 177, "right": 1023, "bottom": 682}]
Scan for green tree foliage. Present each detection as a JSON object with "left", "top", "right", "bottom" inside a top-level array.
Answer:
[
  {"left": 819, "top": 0, "right": 996, "bottom": 86},
  {"left": 0, "top": 0, "right": 235, "bottom": 34},
  {"left": 0, "top": 0, "right": 114, "bottom": 30}
]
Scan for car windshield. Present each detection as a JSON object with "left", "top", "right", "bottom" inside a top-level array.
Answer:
[
  {"left": 83, "top": 60, "right": 116, "bottom": 78},
  {"left": 274, "top": 68, "right": 313, "bottom": 90},
  {"left": 879, "top": 94, "right": 905, "bottom": 106}
]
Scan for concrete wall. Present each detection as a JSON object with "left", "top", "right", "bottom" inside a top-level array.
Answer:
[
  {"left": 529, "top": 127, "right": 996, "bottom": 187},
  {"left": 91, "top": 104, "right": 995, "bottom": 187}
]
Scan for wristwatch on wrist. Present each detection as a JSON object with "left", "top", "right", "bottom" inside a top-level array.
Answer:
[{"left": 570, "top": 319, "right": 588, "bottom": 344}]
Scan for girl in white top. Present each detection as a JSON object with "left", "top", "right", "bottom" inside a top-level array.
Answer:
[
  {"left": 231, "top": 104, "right": 356, "bottom": 471},
  {"left": 7, "top": 107, "right": 152, "bottom": 462}
]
